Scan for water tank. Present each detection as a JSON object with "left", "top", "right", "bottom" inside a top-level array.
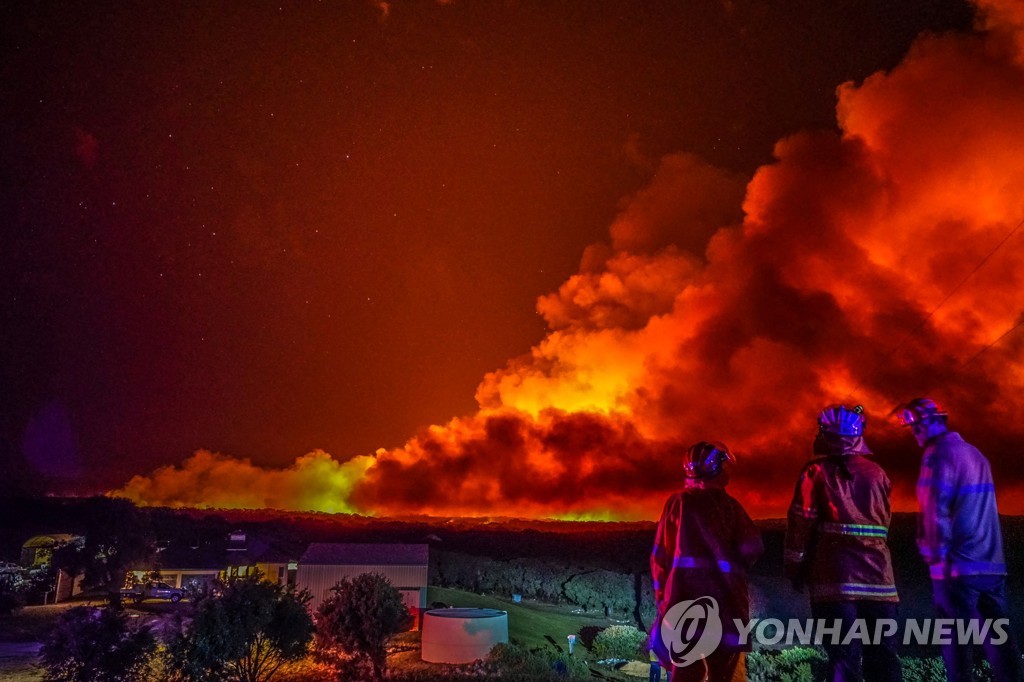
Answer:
[{"left": 420, "top": 608, "right": 509, "bottom": 663}]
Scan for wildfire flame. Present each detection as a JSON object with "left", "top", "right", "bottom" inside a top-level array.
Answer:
[{"left": 114, "top": 0, "right": 1024, "bottom": 519}]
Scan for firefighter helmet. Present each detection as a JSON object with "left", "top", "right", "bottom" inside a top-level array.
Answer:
[
  {"left": 683, "top": 441, "right": 735, "bottom": 479},
  {"left": 818, "top": 404, "right": 866, "bottom": 437},
  {"left": 897, "top": 397, "right": 948, "bottom": 427}
]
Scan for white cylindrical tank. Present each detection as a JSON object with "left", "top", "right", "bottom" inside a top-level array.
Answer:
[{"left": 420, "top": 608, "right": 509, "bottom": 664}]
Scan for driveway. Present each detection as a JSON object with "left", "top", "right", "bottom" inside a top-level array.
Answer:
[{"left": 0, "top": 642, "right": 43, "bottom": 682}]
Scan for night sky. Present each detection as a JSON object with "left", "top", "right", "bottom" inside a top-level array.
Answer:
[{"left": 6, "top": 0, "right": 1024, "bottom": 519}]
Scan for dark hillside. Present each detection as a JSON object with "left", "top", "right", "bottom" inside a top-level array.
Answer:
[{"left": 3, "top": 498, "right": 1022, "bottom": 645}]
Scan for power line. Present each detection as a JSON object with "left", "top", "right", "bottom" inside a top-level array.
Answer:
[
  {"left": 880, "top": 313, "right": 1024, "bottom": 420},
  {"left": 956, "top": 313, "right": 1024, "bottom": 372},
  {"left": 843, "top": 213, "right": 1024, "bottom": 402}
]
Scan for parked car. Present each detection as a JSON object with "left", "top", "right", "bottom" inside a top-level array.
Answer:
[{"left": 121, "top": 581, "right": 184, "bottom": 603}]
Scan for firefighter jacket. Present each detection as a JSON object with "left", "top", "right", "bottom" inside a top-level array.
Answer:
[
  {"left": 785, "top": 453, "right": 898, "bottom": 603},
  {"left": 917, "top": 431, "right": 1006, "bottom": 580},
  {"left": 651, "top": 485, "right": 764, "bottom": 651}
]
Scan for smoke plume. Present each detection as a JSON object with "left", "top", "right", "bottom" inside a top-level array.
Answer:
[{"left": 114, "top": 0, "right": 1024, "bottom": 519}]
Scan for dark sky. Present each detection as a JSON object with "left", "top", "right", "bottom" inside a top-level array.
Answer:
[{"left": 0, "top": 0, "right": 986, "bottom": 506}]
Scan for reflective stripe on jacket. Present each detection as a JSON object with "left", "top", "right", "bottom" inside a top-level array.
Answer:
[
  {"left": 785, "top": 456, "right": 898, "bottom": 603},
  {"left": 651, "top": 486, "right": 764, "bottom": 651},
  {"left": 917, "top": 431, "right": 1006, "bottom": 580}
]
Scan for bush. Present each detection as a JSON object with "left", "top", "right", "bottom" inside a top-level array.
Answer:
[
  {"left": 0, "top": 573, "right": 27, "bottom": 614},
  {"left": 636, "top": 573, "right": 656, "bottom": 626},
  {"left": 900, "top": 655, "right": 948, "bottom": 682},
  {"left": 542, "top": 650, "right": 590, "bottom": 679},
  {"left": 747, "top": 647, "right": 828, "bottom": 682},
  {"left": 591, "top": 625, "right": 647, "bottom": 661},
  {"left": 315, "top": 573, "right": 410, "bottom": 682},
  {"left": 747, "top": 648, "right": 971, "bottom": 682},
  {"left": 166, "top": 573, "right": 314, "bottom": 682},
  {"left": 432, "top": 552, "right": 566, "bottom": 603},
  {"left": 486, "top": 643, "right": 554, "bottom": 678},
  {"left": 485, "top": 643, "right": 589, "bottom": 680},
  {"left": 562, "top": 570, "right": 634, "bottom": 615},
  {"left": 40, "top": 606, "right": 157, "bottom": 682}
]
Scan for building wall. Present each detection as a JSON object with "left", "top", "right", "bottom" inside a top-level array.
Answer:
[
  {"left": 130, "top": 568, "right": 220, "bottom": 589},
  {"left": 223, "top": 562, "right": 296, "bottom": 585},
  {"left": 297, "top": 564, "right": 428, "bottom": 613},
  {"left": 54, "top": 570, "right": 84, "bottom": 603},
  {"left": 257, "top": 562, "right": 297, "bottom": 586}
]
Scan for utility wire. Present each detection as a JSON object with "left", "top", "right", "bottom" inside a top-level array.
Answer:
[
  {"left": 843, "top": 214, "right": 1024, "bottom": 403},
  {"left": 877, "top": 313, "right": 1024, "bottom": 419},
  {"left": 955, "top": 314, "right": 1024, "bottom": 372}
]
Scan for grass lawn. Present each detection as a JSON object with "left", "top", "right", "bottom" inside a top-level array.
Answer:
[
  {"left": 0, "top": 605, "right": 70, "bottom": 682},
  {"left": 0, "top": 645, "right": 44, "bottom": 682},
  {"left": 0, "top": 604, "right": 71, "bottom": 643},
  {"left": 412, "top": 587, "right": 649, "bottom": 680}
]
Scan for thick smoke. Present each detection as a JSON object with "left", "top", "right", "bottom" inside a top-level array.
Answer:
[
  {"left": 116, "top": 450, "right": 373, "bottom": 514},
  {"left": 116, "top": 0, "right": 1024, "bottom": 519}
]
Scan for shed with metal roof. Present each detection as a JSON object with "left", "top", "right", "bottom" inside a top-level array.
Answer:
[{"left": 296, "top": 543, "right": 429, "bottom": 622}]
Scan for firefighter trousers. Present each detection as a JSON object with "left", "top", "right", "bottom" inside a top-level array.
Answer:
[{"left": 812, "top": 600, "right": 902, "bottom": 682}]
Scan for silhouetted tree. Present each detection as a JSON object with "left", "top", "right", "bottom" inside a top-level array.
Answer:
[
  {"left": 51, "top": 497, "right": 154, "bottom": 608},
  {"left": 166, "top": 573, "right": 314, "bottom": 682},
  {"left": 40, "top": 606, "right": 156, "bottom": 682},
  {"left": 315, "top": 573, "right": 410, "bottom": 682}
]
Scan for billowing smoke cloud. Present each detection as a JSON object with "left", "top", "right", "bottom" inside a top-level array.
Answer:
[
  {"left": 116, "top": 450, "right": 373, "bottom": 514},
  {"left": 116, "top": 0, "right": 1024, "bottom": 519}
]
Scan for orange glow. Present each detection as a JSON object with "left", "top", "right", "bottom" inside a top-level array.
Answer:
[
  {"left": 117, "top": 4, "right": 1024, "bottom": 520},
  {"left": 113, "top": 450, "right": 373, "bottom": 514}
]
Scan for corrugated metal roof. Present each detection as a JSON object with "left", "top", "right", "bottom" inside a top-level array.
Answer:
[{"left": 300, "top": 542, "right": 428, "bottom": 566}]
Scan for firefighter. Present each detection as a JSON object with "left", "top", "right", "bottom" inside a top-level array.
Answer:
[
  {"left": 785, "top": 405, "right": 902, "bottom": 682},
  {"left": 898, "top": 397, "right": 1020, "bottom": 682},
  {"left": 651, "top": 441, "right": 764, "bottom": 682}
]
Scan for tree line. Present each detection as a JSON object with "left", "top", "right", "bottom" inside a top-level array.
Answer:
[{"left": 430, "top": 550, "right": 656, "bottom": 627}]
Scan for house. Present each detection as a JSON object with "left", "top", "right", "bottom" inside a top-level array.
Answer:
[
  {"left": 20, "top": 534, "right": 85, "bottom": 603},
  {"left": 296, "top": 543, "right": 429, "bottom": 625},
  {"left": 223, "top": 530, "right": 298, "bottom": 586},
  {"left": 20, "top": 534, "right": 82, "bottom": 568},
  {"left": 127, "top": 530, "right": 298, "bottom": 591},
  {"left": 126, "top": 541, "right": 224, "bottom": 591}
]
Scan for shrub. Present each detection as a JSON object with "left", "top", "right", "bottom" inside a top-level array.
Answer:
[
  {"left": 166, "top": 573, "right": 314, "bottom": 682},
  {"left": 431, "top": 552, "right": 583, "bottom": 605},
  {"left": 0, "top": 572, "right": 26, "bottom": 615},
  {"left": 315, "top": 573, "right": 410, "bottom": 682},
  {"left": 592, "top": 625, "right": 647, "bottom": 661},
  {"left": 486, "top": 643, "right": 553, "bottom": 678},
  {"left": 562, "top": 571, "right": 634, "bottom": 615},
  {"left": 40, "top": 606, "right": 157, "bottom": 682},
  {"left": 746, "top": 648, "right": 967, "bottom": 682},
  {"left": 636, "top": 573, "right": 656, "bottom": 626},
  {"left": 900, "top": 655, "right": 948, "bottom": 682},
  {"left": 747, "top": 646, "right": 828, "bottom": 682},
  {"left": 542, "top": 650, "right": 590, "bottom": 679},
  {"left": 485, "top": 643, "right": 589, "bottom": 680}
]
